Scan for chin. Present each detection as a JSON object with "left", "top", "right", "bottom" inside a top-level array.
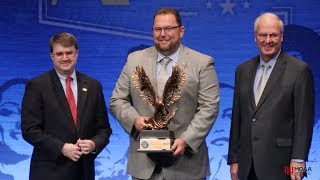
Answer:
[
  {"left": 262, "top": 49, "right": 276, "bottom": 55},
  {"left": 61, "top": 65, "right": 73, "bottom": 70},
  {"left": 158, "top": 44, "right": 170, "bottom": 50}
]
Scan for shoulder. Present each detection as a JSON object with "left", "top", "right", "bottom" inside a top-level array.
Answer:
[
  {"left": 282, "top": 52, "right": 310, "bottom": 69},
  {"left": 128, "top": 46, "right": 155, "bottom": 59},
  {"left": 182, "top": 46, "right": 214, "bottom": 68},
  {"left": 27, "top": 70, "right": 53, "bottom": 84},
  {"left": 183, "top": 46, "right": 212, "bottom": 60},
  {"left": 24, "top": 70, "right": 55, "bottom": 93},
  {"left": 76, "top": 71, "right": 101, "bottom": 85},
  {"left": 236, "top": 55, "right": 259, "bottom": 72}
]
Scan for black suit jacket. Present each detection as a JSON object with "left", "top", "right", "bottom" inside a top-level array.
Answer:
[
  {"left": 228, "top": 51, "right": 314, "bottom": 180},
  {"left": 21, "top": 70, "right": 112, "bottom": 180}
]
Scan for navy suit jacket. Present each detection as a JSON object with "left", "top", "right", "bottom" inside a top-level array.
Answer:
[{"left": 22, "top": 69, "right": 112, "bottom": 180}]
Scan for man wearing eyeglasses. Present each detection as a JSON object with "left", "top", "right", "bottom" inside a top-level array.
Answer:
[
  {"left": 21, "top": 32, "right": 112, "bottom": 180},
  {"left": 110, "top": 8, "right": 220, "bottom": 180},
  {"left": 228, "top": 13, "right": 314, "bottom": 180}
]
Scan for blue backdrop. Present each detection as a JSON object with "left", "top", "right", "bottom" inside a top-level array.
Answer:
[{"left": 0, "top": 1, "right": 319, "bottom": 179}]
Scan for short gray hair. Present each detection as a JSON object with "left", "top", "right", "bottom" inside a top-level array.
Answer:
[{"left": 254, "top": 12, "right": 284, "bottom": 33}]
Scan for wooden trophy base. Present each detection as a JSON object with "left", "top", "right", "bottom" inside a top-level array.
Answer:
[{"left": 137, "top": 130, "right": 174, "bottom": 152}]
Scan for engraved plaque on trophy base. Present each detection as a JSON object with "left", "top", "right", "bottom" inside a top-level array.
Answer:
[{"left": 138, "top": 130, "right": 174, "bottom": 152}]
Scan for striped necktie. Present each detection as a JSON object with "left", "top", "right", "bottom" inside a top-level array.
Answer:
[
  {"left": 157, "top": 57, "right": 170, "bottom": 98},
  {"left": 255, "top": 64, "right": 271, "bottom": 105}
]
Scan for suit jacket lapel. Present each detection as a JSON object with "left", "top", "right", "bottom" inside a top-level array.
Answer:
[
  {"left": 176, "top": 45, "right": 189, "bottom": 70},
  {"left": 256, "top": 51, "right": 287, "bottom": 109},
  {"left": 146, "top": 47, "right": 158, "bottom": 90},
  {"left": 171, "top": 45, "right": 189, "bottom": 109},
  {"left": 249, "top": 57, "right": 259, "bottom": 110},
  {"left": 138, "top": 47, "right": 157, "bottom": 113},
  {"left": 49, "top": 70, "right": 76, "bottom": 129},
  {"left": 76, "top": 72, "right": 88, "bottom": 133}
]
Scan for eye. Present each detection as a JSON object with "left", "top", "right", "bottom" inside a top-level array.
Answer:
[
  {"left": 259, "top": 34, "right": 267, "bottom": 38},
  {"left": 153, "top": 27, "right": 162, "bottom": 32},
  {"left": 66, "top": 51, "right": 74, "bottom": 56},
  {"left": 270, "top": 34, "right": 278, "bottom": 38},
  {"left": 55, "top": 52, "right": 63, "bottom": 56},
  {"left": 164, "top": 27, "right": 174, "bottom": 31}
]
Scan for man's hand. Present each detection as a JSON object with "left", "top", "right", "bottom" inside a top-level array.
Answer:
[
  {"left": 290, "top": 161, "right": 305, "bottom": 180},
  {"left": 171, "top": 138, "right": 186, "bottom": 156},
  {"left": 133, "top": 116, "right": 150, "bottom": 132},
  {"left": 77, "top": 139, "right": 96, "bottom": 154},
  {"left": 61, "top": 143, "right": 82, "bottom": 162},
  {"left": 230, "top": 163, "right": 239, "bottom": 180}
]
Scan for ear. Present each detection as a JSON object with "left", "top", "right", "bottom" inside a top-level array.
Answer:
[
  {"left": 179, "top": 26, "right": 185, "bottom": 38},
  {"left": 74, "top": 51, "right": 79, "bottom": 60},
  {"left": 50, "top": 53, "right": 54, "bottom": 61}
]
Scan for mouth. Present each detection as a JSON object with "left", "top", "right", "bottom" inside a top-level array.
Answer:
[
  {"left": 159, "top": 40, "right": 169, "bottom": 44},
  {"left": 262, "top": 45, "right": 274, "bottom": 50},
  {"left": 60, "top": 61, "right": 71, "bottom": 66}
]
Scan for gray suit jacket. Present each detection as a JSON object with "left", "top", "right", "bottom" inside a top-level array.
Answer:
[
  {"left": 228, "top": 51, "right": 315, "bottom": 180},
  {"left": 110, "top": 45, "right": 220, "bottom": 179}
]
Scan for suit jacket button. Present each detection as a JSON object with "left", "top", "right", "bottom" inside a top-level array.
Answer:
[{"left": 252, "top": 118, "right": 256, "bottom": 122}]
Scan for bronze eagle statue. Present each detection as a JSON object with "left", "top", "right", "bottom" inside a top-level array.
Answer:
[{"left": 132, "top": 65, "right": 186, "bottom": 130}]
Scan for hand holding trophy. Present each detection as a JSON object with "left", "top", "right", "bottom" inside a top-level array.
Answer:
[{"left": 132, "top": 65, "right": 186, "bottom": 152}]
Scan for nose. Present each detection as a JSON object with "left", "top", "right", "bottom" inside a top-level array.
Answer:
[
  {"left": 265, "top": 35, "right": 272, "bottom": 43},
  {"left": 61, "top": 53, "right": 70, "bottom": 59},
  {"left": 160, "top": 29, "right": 167, "bottom": 36}
]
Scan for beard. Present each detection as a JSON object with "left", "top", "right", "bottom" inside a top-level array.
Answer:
[{"left": 154, "top": 39, "right": 181, "bottom": 56}]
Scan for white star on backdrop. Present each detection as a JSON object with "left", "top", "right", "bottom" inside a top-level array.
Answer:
[
  {"left": 206, "top": 0, "right": 214, "bottom": 9},
  {"left": 219, "top": 0, "right": 237, "bottom": 15},
  {"left": 243, "top": 0, "right": 250, "bottom": 8}
]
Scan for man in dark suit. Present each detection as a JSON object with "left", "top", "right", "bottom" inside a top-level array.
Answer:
[
  {"left": 228, "top": 13, "right": 315, "bottom": 180},
  {"left": 110, "top": 8, "right": 220, "bottom": 179},
  {"left": 21, "top": 32, "right": 112, "bottom": 180}
]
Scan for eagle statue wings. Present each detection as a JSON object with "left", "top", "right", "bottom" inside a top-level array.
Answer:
[{"left": 132, "top": 65, "right": 186, "bottom": 130}]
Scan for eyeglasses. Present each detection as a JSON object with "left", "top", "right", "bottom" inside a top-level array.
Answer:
[
  {"left": 52, "top": 50, "right": 77, "bottom": 58},
  {"left": 152, "top": 26, "right": 181, "bottom": 33},
  {"left": 256, "top": 33, "right": 282, "bottom": 40}
]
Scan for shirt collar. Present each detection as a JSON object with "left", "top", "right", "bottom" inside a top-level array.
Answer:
[
  {"left": 56, "top": 70, "right": 77, "bottom": 84},
  {"left": 259, "top": 49, "right": 281, "bottom": 68},
  {"left": 156, "top": 46, "right": 181, "bottom": 63}
]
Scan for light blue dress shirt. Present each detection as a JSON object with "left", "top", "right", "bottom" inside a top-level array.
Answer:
[{"left": 156, "top": 46, "right": 180, "bottom": 78}]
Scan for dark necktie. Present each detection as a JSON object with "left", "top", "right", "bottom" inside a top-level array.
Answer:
[
  {"left": 66, "top": 76, "right": 77, "bottom": 125},
  {"left": 255, "top": 64, "right": 271, "bottom": 105},
  {"left": 157, "top": 57, "right": 170, "bottom": 98}
]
